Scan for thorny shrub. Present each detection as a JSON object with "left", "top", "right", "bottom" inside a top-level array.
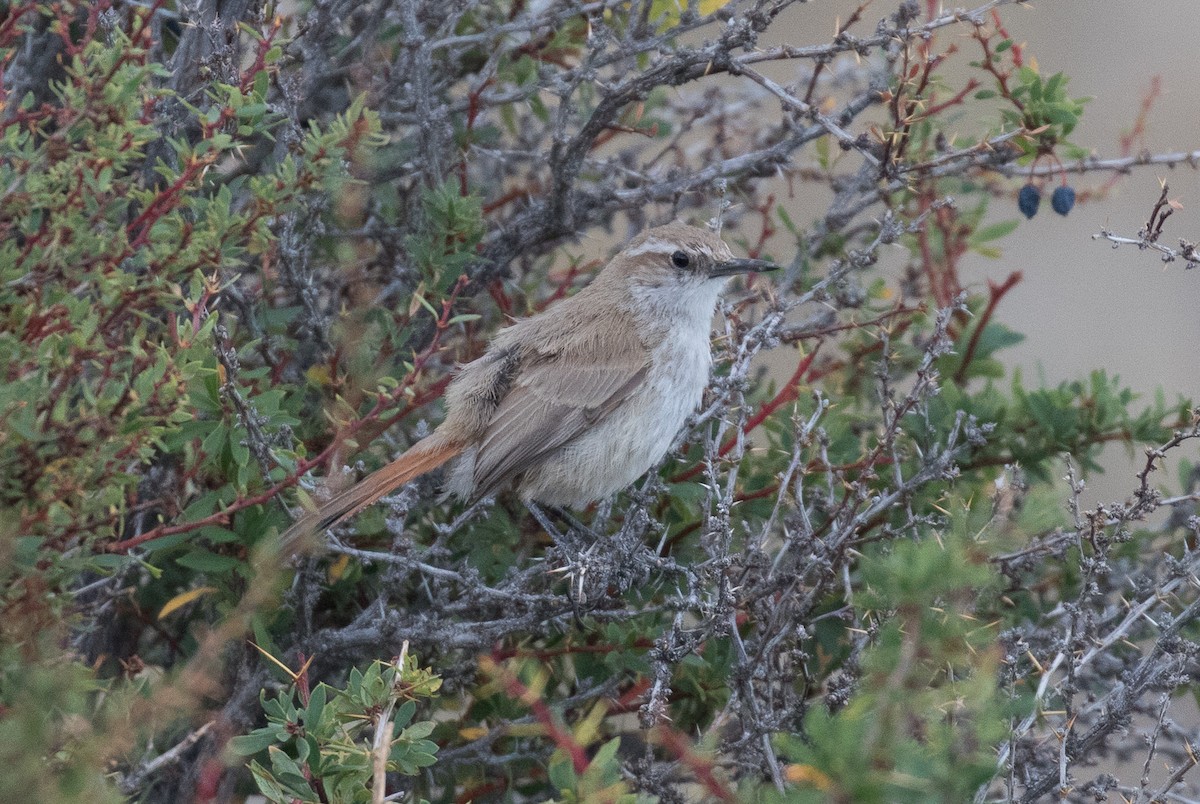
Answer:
[{"left": 1, "top": 1, "right": 1198, "bottom": 802}]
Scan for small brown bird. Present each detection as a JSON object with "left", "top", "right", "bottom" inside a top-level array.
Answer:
[{"left": 280, "top": 222, "right": 776, "bottom": 547}]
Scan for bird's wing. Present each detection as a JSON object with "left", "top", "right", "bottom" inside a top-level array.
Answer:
[{"left": 470, "top": 350, "right": 649, "bottom": 497}]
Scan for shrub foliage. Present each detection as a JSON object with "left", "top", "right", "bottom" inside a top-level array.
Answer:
[{"left": 1, "top": 1, "right": 1197, "bottom": 802}]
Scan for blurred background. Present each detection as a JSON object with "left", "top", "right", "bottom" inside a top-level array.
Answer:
[
  {"left": 963, "top": 1, "right": 1199, "bottom": 400},
  {"left": 756, "top": 1, "right": 1200, "bottom": 506}
]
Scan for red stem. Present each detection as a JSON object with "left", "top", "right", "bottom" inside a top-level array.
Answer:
[
  {"left": 652, "top": 727, "right": 737, "bottom": 802},
  {"left": 107, "top": 279, "right": 474, "bottom": 552},
  {"left": 953, "top": 270, "right": 1022, "bottom": 385},
  {"left": 482, "top": 657, "right": 589, "bottom": 774}
]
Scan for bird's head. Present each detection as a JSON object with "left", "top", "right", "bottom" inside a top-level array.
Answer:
[{"left": 608, "top": 223, "right": 777, "bottom": 290}]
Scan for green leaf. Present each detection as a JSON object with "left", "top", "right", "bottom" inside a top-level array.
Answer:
[
  {"left": 267, "top": 746, "right": 314, "bottom": 795},
  {"left": 306, "top": 684, "right": 327, "bottom": 734},
  {"left": 391, "top": 700, "right": 417, "bottom": 732},
  {"left": 549, "top": 753, "right": 577, "bottom": 792},
  {"left": 175, "top": 549, "right": 243, "bottom": 573},
  {"left": 230, "top": 728, "right": 283, "bottom": 755},
  {"left": 969, "top": 219, "right": 1019, "bottom": 245},
  {"left": 248, "top": 760, "right": 288, "bottom": 801}
]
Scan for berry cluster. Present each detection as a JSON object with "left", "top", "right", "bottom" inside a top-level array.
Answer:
[{"left": 1018, "top": 183, "right": 1076, "bottom": 219}]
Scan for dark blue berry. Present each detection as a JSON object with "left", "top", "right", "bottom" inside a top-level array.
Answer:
[
  {"left": 1018, "top": 184, "right": 1041, "bottom": 219},
  {"left": 1051, "top": 185, "right": 1076, "bottom": 216}
]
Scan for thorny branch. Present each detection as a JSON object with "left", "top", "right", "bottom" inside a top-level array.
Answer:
[
  {"left": 980, "top": 412, "right": 1200, "bottom": 803},
  {"left": 1094, "top": 181, "right": 1200, "bottom": 269},
  {"left": 28, "top": 0, "right": 1197, "bottom": 800}
]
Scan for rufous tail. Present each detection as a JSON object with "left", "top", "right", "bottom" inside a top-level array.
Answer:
[{"left": 278, "top": 434, "right": 464, "bottom": 554}]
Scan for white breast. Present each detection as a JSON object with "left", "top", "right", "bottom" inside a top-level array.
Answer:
[{"left": 516, "top": 277, "right": 725, "bottom": 507}]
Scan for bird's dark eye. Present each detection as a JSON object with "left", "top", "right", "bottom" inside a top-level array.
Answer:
[{"left": 671, "top": 250, "right": 690, "bottom": 269}]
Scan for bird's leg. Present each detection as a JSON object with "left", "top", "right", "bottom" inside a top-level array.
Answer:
[
  {"left": 551, "top": 506, "right": 600, "bottom": 541},
  {"left": 524, "top": 502, "right": 602, "bottom": 546},
  {"left": 525, "top": 501, "right": 570, "bottom": 545}
]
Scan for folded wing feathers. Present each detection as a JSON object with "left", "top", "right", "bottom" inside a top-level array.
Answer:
[{"left": 471, "top": 358, "right": 648, "bottom": 496}]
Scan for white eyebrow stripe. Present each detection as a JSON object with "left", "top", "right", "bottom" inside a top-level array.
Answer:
[
  {"left": 622, "top": 237, "right": 678, "bottom": 258},
  {"left": 623, "top": 237, "right": 716, "bottom": 260}
]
